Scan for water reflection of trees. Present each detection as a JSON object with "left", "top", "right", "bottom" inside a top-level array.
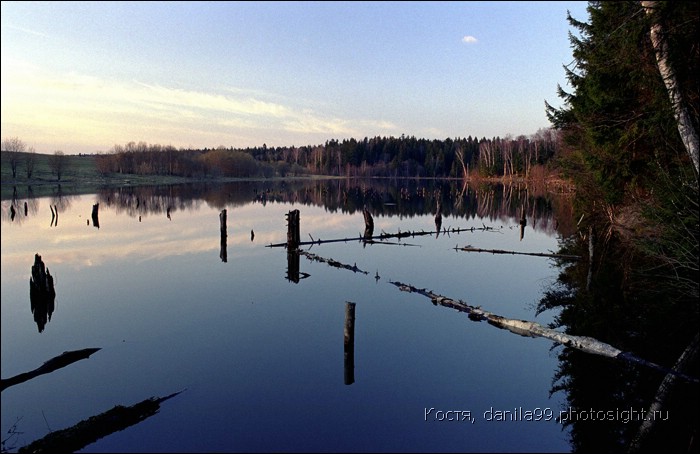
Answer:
[
  {"left": 2, "top": 185, "right": 78, "bottom": 225},
  {"left": 91, "top": 179, "right": 572, "bottom": 236},
  {"left": 537, "top": 233, "right": 699, "bottom": 452}
]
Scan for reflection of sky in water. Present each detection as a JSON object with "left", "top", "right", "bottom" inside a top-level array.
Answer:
[{"left": 1, "top": 191, "right": 570, "bottom": 453}]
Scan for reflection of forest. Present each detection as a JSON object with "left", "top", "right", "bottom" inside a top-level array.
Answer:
[
  {"left": 3, "top": 184, "right": 75, "bottom": 225},
  {"left": 89, "top": 179, "right": 573, "bottom": 236},
  {"left": 537, "top": 233, "right": 699, "bottom": 452}
]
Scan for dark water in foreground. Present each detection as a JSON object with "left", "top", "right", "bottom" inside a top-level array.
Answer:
[{"left": 3, "top": 179, "right": 580, "bottom": 452}]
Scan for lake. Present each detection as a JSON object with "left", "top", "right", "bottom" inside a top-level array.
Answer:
[{"left": 2, "top": 178, "right": 577, "bottom": 452}]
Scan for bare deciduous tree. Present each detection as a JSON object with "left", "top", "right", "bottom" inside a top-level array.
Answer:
[
  {"left": 25, "top": 147, "right": 37, "bottom": 179},
  {"left": 2, "top": 136, "right": 27, "bottom": 178},
  {"left": 48, "top": 150, "right": 67, "bottom": 181}
]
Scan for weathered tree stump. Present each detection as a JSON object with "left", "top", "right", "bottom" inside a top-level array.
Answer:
[
  {"left": 30, "top": 254, "right": 56, "bottom": 333},
  {"left": 286, "top": 209, "right": 300, "bottom": 250}
]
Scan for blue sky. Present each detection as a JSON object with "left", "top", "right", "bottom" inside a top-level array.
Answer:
[{"left": 1, "top": 1, "right": 589, "bottom": 155}]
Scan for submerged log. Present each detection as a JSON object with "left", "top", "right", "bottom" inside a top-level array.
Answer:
[
  {"left": 300, "top": 251, "right": 368, "bottom": 275},
  {"left": 17, "top": 389, "right": 185, "bottom": 453},
  {"left": 268, "top": 226, "right": 494, "bottom": 248},
  {"left": 389, "top": 280, "right": 699, "bottom": 384},
  {"left": 1, "top": 348, "right": 101, "bottom": 391},
  {"left": 267, "top": 209, "right": 500, "bottom": 249},
  {"left": 455, "top": 246, "right": 582, "bottom": 261},
  {"left": 628, "top": 332, "right": 700, "bottom": 453}
]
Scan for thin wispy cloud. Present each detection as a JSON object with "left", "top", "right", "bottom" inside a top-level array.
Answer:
[
  {"left": 462, "top": 35, "right": 478, "bottom": 44},
  {"left": 7, "top": 23, "right": 49, "bottom": 38},
  {"left": 1, "top": 62, "right": 401, "bottom": 150}
]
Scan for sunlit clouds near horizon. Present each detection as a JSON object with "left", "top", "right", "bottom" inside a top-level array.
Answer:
[{"left": 1, "top": 1, "right": 589, "bottom": 155}]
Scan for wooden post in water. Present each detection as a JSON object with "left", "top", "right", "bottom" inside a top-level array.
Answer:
[
  {"left": 30, "top": 254, "right": 56, "bottom": 333},
  {"left": 344, "top": 302, "right": 356, "bottom": 385},
  {"left": 286, "top": 209, "right": 300, "bottom": 250},
  {"left": 220, "top": 209, "right": 227, "bottom": 263},
  {"left": 519, "top": 206, "right": 527, "bottom": 241}
]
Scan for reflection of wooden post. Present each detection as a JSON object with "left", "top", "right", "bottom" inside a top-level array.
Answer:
[
  {"left": 363, "top": 208, "right": 374, "bottom": 240},
  {"left": 91, "top": 203, "right": 100, "bottom": 229},
  {"left": 220, "top": 209, "right": 227, "bottom": 263},
  {"left": 286, "top": 250, "right": 300, "bottom": 283},
  {"left": 344, "top": 302, "right": 356, "bottom": 385},
  {"left": 519, "top": 206, "right": 527, "bottom": 241},
  {"left": 286, "top": 209, "right": 300, "bottom": 250},
  {"left": 220, "top": 209, "right": 227, "bottom": 234},
  {"left": 435, "top": 200, "right": 442, "bottom": 237}
]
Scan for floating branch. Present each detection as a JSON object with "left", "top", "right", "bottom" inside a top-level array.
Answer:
[
  {"left": 389, "top": 280, "right": 698, "bottom": 384},
  {"left": 455, "top": 246, "right": 582, "bottom": 261},
  {"left": 2, "top": 348, "right": 101, "bottom": 392},
  {"left": 17, "top": 390, "right": 185, "bottom": 453},
  {"left": 300, "top": 251, "right": 369, "bottom": 275}
]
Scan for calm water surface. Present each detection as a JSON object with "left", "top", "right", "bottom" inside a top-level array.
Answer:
[{"left": 2, "top": 180, "right": 573, "bottom": 452}]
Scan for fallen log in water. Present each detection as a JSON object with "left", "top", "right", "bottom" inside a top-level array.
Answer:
[
  {"left": 300, "top": 251, "right": 369, "bottom": 275},
  {"left": 628, "top": 332, "right": 699, "bottom": 452},
  {"left": 389, "top": 280, "right": 699, "bottom": 384},
  {"left": 455, "top": 246, "right": 582, "bottom": 261},
  {"left": 17, "top": 390, "right": 185, "bottom": 453},
  {"left": 1, "top": 348, "right": 101, "bottom": 392},
  {"left": 267, "top": 226, "right": 496, "bottom": 248}
]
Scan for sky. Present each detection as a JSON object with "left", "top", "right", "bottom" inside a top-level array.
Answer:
[{"left": 1, "top": 1, "right": 590, "bottom": 155}]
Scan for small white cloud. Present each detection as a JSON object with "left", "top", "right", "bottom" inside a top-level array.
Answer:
[{"left": 462, "top": 35, "right": 478, "bottom": 44}]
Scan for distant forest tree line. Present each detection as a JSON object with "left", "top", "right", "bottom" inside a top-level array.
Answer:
[{"left": 90, "top": 128, "right": 561, "bottom": 180}]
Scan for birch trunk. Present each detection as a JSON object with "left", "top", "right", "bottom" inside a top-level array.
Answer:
[{"left": 641, "top": 0, "right": 700, "bottom": 178}]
